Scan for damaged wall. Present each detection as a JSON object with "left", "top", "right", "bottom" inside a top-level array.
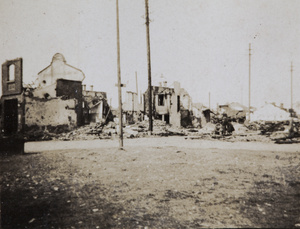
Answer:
[
  {"left": 170, "top": 93, "right": 181, "bottom": 127},
  {"left": 25, "top": 97, "right": 77, "bottom": 128},
  {"left": 2, "top": 58, "right": 23, "bottom": 96},
  {"left": 1, "top": 58, "right": 25, "bottom": 135},
  {"left": 143, "top": 81, "right": 193, "bottom": 128},
  {"left": 35, "top": 53, "right": 85, "bottom": 88}
]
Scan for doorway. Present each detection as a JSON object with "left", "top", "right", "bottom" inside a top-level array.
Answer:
[{"left": 3, "top": 99, "right": 18, "bottom": 135}]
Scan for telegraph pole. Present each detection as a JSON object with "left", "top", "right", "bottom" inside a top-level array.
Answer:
[
  {"left": 116, "top": 0, "right": 123, "bottom": 149},
  {"left": 135, "top": 71, "right": 138, "bottom": 95},
  {"left": 209, "top": 92, "right": 211, "bottom": 109},
  {"left": 291, "top": 62, "right": 293, "bottom": 109},
  {"left": 248, "top": 43, "right": 251, "bottom": 121},
  {"left": 145, "top": 0, "right": 153, "bottom": 133}
]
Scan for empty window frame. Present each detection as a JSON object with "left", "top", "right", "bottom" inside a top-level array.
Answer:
[
  {"left": 8, "top": 64, "right": 15, "bottom": 81},
  {"left": 158, "top": 94, "right": 165, "bottom": 106}
]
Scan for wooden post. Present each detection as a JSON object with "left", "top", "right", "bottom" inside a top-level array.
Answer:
[
  {"left": 209, "top": 92, "right": 211, "bottom": 110},
  {"left": 291, "top": 62, "right": 293, "bottom": 109},
  {"left": 248, "top": 43, "right": 251, "bottom": 121},
  {"left": 116, "top": 0, "right": 123, "bottom": 149},
  {"left": 135, "top": 71, "right": 139, "bottom": 101},
  {"left": 145, "top": 0, "right": 153, "bottom": 133}
]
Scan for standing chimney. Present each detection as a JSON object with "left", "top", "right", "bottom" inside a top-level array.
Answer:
[
  {"left": 90, "top": 85, "right": 93, "bottom": 91},
  {"left": 82, "top": 84, "right": 86, "bottom": 91}
]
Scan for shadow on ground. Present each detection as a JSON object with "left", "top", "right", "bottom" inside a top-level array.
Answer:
[{"left": 240, "top": 164, "right": 300, "bottom": 228}]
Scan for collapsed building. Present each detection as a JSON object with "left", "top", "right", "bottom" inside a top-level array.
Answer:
[
  {"left": 218, "top": 102, "right": 248, "bottom": 123},
  {"left": 191, "top": 103, "right": 211, "bottom": 128},
  {"left": 0, "top": 54, "right": 112, "bottom": 138},
  {"left": 143, "top": 81, "right": 193, "bottom": 127},
  {"left": 82, "top": 85, "right": 113, "bottom": 124}
]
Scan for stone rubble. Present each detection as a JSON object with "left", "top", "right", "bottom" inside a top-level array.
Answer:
[{"left": 22, "top": 118, "right": 300, "bottom": 144}]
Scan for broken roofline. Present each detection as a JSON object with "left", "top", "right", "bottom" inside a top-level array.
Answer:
[
  {"left": 37, "top": 63, "right": 86, "bottom": 81},
  {"left": 151, "top": 86, "right": 174, "bottom": 95}
]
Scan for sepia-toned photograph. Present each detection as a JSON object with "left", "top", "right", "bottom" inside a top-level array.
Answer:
[{"left": 1, "top": 0, "right": 300, "bottom": 228}]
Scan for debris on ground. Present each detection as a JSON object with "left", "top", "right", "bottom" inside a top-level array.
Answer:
[{"left": 21, "top": 117, "right": 300, "bottom": 144}]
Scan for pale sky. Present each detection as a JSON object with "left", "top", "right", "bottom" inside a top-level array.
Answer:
[{"left": 1, "top": 0, "right": 300, "bottom": 109}]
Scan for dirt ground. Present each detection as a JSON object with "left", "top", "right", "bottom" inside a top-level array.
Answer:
[{"left": 1, "top": 137, "right": 300, "bottom": 228}]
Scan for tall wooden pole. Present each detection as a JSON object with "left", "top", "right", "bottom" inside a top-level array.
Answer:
[
  {"left": 248, "top": 43, "right": 251, "bottom": 121},
  {"left": 145, "top": 0, "right": 153, "bottom": 133},
  {"left": 135, "top": 71, "right": 139, "bottom": 103},
  {"left": 209, "top": 92, "right": 211, "bottom": 109},
  {"left": 135, "top": 71, "right": 138, "bottom": 94},
  {"left": 291, "top": 62, "right": 293, "bottom": 109},
  {"left": 116, "top": 0, "right": 123, "bottom": 149}
]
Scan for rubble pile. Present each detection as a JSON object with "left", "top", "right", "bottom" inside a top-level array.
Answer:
[
  {"left": 258, "top": 121, "right": 287, "bottom": 135},
  {"left": 232, "top": 123, "right": 250, "bottom": 135},
  {"left": 22, "top": 117, "right": 300, "bottom": 144},
  {"left": 198, "top": 123, "right": 216, "bottom": 134},
  {"left": 24, "top": 125, "right": 70, "bottom": 141},
  {"left": 57, "top": 124, "right": 105, "bottom": 141}
]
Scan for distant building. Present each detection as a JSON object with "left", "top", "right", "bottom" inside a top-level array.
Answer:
[
  {"left": 251, "top": 102, "right": 290, "bottom": 122},
  {"left": 293, "top": 102, "right": 300, "bottom": 118},
  {"left": 192, "top": 103, "right": 211, "bottom": 127},
  {"left": 123, "top": 91, "right": 143, "bottom": 124},
  {"left": 218, "top": 102, "right": 247, "bottom": 122}
]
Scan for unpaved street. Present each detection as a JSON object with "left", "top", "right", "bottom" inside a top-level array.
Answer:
[{"left": 1, "top": 137, "right": 300, "bottom": 228}]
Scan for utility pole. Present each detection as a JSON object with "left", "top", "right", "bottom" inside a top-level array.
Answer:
[
  {"left": 291, "top": 62, "right": 293, "bottom": 109},
  {"left": 116, "top": 0, "right": 123, "bottom": 149},
  {"left": 248, "top": 43, "right": 251, "bottom": 121},
  {"left": 131, "top": 92, "right": 135, "bottom": 113},
  {"left": 209, "top": 92, "right": 211, "bottom": 109},
  {"left": 145, "top": 0, "right": 153, "bottom": 133},
  {"left": 135, "top": 71, "right": 138, "bottom": 96}
]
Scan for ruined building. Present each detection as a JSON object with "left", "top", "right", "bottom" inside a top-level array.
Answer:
[
  {"left": 144, "top": 81, "right": 193, "bottom": 127},
  {"left": 0, "top": 53, "right": 111, "bottom": 137},
  {"left": 25, "top": 53, "right": 85, "bottom": 130},
  {"left": 1, "top": 58, "right": 25, "bottom": 136},
  {"left": 82, "top": 85, "right": 113, "bottom": 124},
  {"left": 191, "top": 103, "right": 211, "bottom": 128}
]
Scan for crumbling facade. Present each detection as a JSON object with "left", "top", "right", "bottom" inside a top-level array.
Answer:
[
  {"left": 192, "top": 103, "right": 211, "bottom": 128},
  {"left": 144, "top": 81, "right": 193, "bottom": 127},
  {"left": 25, "top": 53, "right": 85, "bottom": 129},
  {"left": 82, "top": 86, "right": 113, "bottom": 124},
  {"left": 1, "top": 54, "right": 89, "bottom": 137},
  {"left": 0, "top": 58, "right": 25, "bottom": 136}
]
